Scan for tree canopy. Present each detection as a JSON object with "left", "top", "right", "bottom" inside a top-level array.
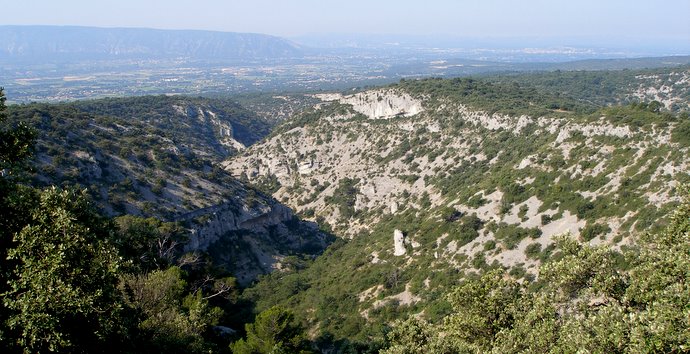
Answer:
[
  {"left": 0, "top": 89, "right": 236, "bottom": 353},
  {"left": 231, "top": 306, "right": 312, "bottom": 354},
  {"left": 381, "top": 188, "right": 690, "bottom": 353}
]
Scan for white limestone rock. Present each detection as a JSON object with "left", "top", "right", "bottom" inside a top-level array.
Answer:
[
  {"left": 393, "top": 229, "right": 406, "bottom": 256},
  {"left": 390, "top": 201, "right": 398, "bottom": 214},
  {"left": 340, "top": 89, "right": 423, "bottom": 119}
]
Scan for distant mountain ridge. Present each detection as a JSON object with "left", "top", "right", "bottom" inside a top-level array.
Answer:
[{"left": 0, "top": 25, "right": 304, "bottom": 63}]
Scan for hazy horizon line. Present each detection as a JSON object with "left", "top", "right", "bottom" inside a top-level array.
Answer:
[{"left": 2, "top": 24, "right": 688, "bottom": 44}]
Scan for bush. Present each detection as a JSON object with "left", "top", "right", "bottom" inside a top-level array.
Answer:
[
  {"left": 525, "top": 243, "right": 542, "bottom": 260},
  {"left": 580, "top": 223, "right": 611, "bottom": 242},
  {"left": 541, "top": 214, "right": 552, "bottom": 225}
]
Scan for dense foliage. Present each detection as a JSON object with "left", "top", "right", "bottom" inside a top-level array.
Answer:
[
  {"left": 0, "top": 89, "right": 254, "bottom": 353},
  {"left": 4, "top": 187, "right": 127, "bottom": 352},
  {"left": 231, "top": 306, "right": 312, "bottom": 354},
  {"left": 396, "top": 77, "right": 595, "bottom": 116},
  {"left": 484, "top": 65, "right": 690, "bottom": 112},
  {"left": 381, "top": 190, "right": 690, "bottom": 353}
]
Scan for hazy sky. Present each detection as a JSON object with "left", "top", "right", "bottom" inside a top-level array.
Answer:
[{"left": 4, "top": 0, "right": 690, "bottom": 40}]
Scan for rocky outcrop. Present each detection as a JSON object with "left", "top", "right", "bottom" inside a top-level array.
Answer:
[
  {"left": 313, "top": 90, "right": 424, "bottom": 120},
  {"left": 393, "top": 229, "right": 406, "bottom": 256},
  {"left": 179, "top": 200, "right": 290, "bottom": 251},
  {"left": 226, "top": 84, "right": 687, "bottom": 242},
  {"left": 177, "top": 196, "right": 328, "bottom": 286},
  {"left": 630, "top": 70, "right": 690, "bottom": 111},
  {"left": 339, "top": 89, "right": 424, "bottom": 119}
]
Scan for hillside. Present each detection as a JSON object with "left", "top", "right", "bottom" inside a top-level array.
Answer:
[
  {"left": 223, "top": 73, "right": 689, "bottom": 348},
  {"left": 231, "top": 92, "right": 322, "bottom": 123},
  {"left": 6, "top": 96, "right": 329, "bottom": 284},
  {"left": 485, "top": 65, "right": 690, "bottom": 112},
  {"left": 2, "top": 64, "right": 688, "bottom": 351}
]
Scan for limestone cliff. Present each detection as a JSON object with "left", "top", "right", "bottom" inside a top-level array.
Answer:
[
  {"left": 331, "top": 89, "right": 424, "bottom": 119},
  {"left": 178, "top": 193, "right": 329, "bottom": 286}
]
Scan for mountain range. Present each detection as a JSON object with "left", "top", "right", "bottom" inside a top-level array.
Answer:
[
  {"left": 0, "top": 25, "right": 304, "bottom": 63},
  {"left": 3, "top": 26, "right": 690, "bottom": 104}
]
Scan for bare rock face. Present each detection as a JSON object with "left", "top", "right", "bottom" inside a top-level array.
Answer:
[
  {"left": 390, "top": 201, "right": 398, "bottom": 214},
  {"left": 340, "top": 89, "right": 424, "bottom": 119},
  {"left": 393, "top": 229, "right": 406, "bottom": 256},
  {"left": 177, "top": 196, "right": 329, "bottom": 286},
  {"left": 180, "top": 201, "right": 291, "bottom": 251}
]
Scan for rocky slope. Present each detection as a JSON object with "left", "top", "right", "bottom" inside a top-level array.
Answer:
[
  {"left": 7, "top": 96, "right": 329, "bottom": 284},
  {"left": 233, "top": 93, "right": 322, "bottom": 123},
  {"left": 227, "top": 81, "right": 687, "bottom": 244},
  {"left": 225, "top": 75, "right": 689, "bottom": 341},
  {"left": 487, "top": 65, "right": 690, "bottom": 112},
  {"left": 631, "top": 70, "right": 690, "bottom": 111}
]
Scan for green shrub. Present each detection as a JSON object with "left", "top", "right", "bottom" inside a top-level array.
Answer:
[
  {"left": 525, "top": 243, "right": 542, "bottom": 260},
  {"left": 541, "top": 214, "right": 552, "bottom": 225},
  {"left": 580, "top": 223, "right": 611, "bottom": 242}
]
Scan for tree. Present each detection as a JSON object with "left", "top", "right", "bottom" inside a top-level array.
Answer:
[
  {"left": 114, "top": 215, "right": 187, "bottom": 272},
  {"left": 231, "top": 306, "right": 312, "bottom": 354},
  {"left": 623, "top": 187, "right": 690, "bottom": 352},
  {"left": 442, "top": 269, "right": 522, "bottom": 352},
  {"left": 3, "top": 188, "right": 128, "bottom": 352},
  {"left": 119, "top": 266, "right": 223, "bottom": 353},
  {"left": 381, "top": 317, "right": 433, "bottom": 354},
  {"left": 0, "top": 87, "right": 36, "bottom": 280},
  {"left": 0, "top": 87, "right": 35, "bottom": 178},
  {"left": 647, "top": 100, "right": 662, "bottom": 113},
  {"left": 0, "top": 87, "right": 39, "bottom": 351}
]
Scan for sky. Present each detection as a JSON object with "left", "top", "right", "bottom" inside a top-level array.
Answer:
[{"left": 3, "top": 0, "right": 690, "bottom": 42}]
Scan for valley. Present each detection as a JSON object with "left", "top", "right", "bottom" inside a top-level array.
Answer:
[
  {"left": 222, "top": 69, "right": 690, "bottom": 349},
  {"left": 4, "top": 95, "right": 331, "bottom": 285},
  {"left": 1, "top": 36, "right": 689, "bottom": 352},
  {"left": 3, "top": 26, "right": 690, "bottom": 104}
]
